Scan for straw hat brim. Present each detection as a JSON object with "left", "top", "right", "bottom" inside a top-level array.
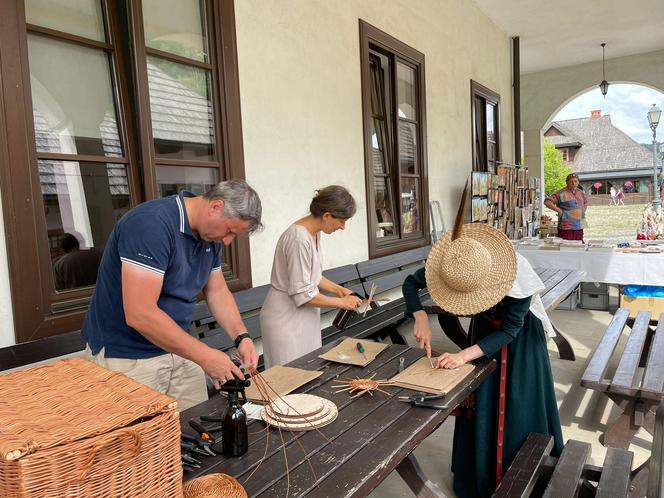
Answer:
[{"left": 425, "top": 224, "right": 517, "bottom": 316}]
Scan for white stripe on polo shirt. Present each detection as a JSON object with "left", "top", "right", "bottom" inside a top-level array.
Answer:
[
  {"left": 176, "top": 195, "right": 185, "bottom": 233},
  {"left": 120, "top": 257, "right": 165, "bottom": 276},
  {"left": 211, "top": 266, "right": 222, "bottom": 272}
]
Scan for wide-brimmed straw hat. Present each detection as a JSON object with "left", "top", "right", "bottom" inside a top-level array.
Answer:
[{"left": 425, "top": 182, "right": 517, "bottom": 316}]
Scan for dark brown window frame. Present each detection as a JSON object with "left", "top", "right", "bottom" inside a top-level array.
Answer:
[
  {"left": 359, "top": 20, "right": 429, "bottom": 259},
  {"left": 471, "top": 80, "right": 500, "bottom": 173},
  {"left": 0, "top": 0, "right": 249, "bottom": 343}
]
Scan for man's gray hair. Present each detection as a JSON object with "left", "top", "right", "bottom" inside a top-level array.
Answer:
[{"left": 204, "top": 180, "right": 263, "bottom": 233}]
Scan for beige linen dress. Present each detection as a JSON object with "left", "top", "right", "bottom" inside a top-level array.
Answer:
[{"left": 260, "top": 224, "right": 323, "bottom": 368}]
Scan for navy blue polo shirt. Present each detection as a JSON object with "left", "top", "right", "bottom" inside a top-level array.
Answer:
[{"left": 82, "top": 191, "right": 222, "bottom": 359}]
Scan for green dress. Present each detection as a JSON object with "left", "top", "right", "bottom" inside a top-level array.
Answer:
[{"left": 403, "top": 268, "right": 563, "bottom": 498}]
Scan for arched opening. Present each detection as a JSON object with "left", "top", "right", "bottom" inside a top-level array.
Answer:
[{"left": 541, "top": 83, "right": 664, "bottom": 242}]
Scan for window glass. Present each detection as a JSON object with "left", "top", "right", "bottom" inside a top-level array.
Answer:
[
  {"left": 486, "top": 102, "right": 495, "bottom": 139},
  {"left": 39, "top": 160, "right": 130, "bottom": 292},
  {"left": 371, "top": 119, "right": 388, "bottom": 175},
  {"left": 397, "top": 62, "right": 416, "bottom": 120},
  {"left": 147, "top": 56, "right": 215, "bottom": 160},
  {"left": 28, "top": 35, "right": 122, "bottom": 157},
  {"left": 399, "top": 122, "right": 417, "bottom": 175},
  {"left": 374, "top": 177, "right": 396, "bottom": 238},
  {"left": 25, "top": 0, "right": 105, "bottom": 41},
  {"left": 156, "top": 165, "right": 218, "bottom": 197},
  {"left": 401, "top": 178, "right": 420, "bottom": 235},
  {"left": 142, "top": 0, "right": 208, "bottom": 62}
]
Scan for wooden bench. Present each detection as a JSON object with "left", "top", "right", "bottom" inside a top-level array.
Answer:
[
  {"left": 494, "top": 433, "right": 635, "bottom": 497},
  {"left": 322, "top": 245, "right": 431, "bottom": 346},
  {"left": 581, "top": 309, "right": 664, "bottom": 497},
  {"left": 0, "top": 330, "right": 85, "bottom": 372},
  {"left": 536, "top": 267, "right": 585, "bottom": 361}
]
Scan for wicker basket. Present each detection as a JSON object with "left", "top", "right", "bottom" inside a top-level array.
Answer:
[
  {"left": 0, "top": 357, "right": 183, "bottom": 497},
  {"left": 183, "top": 473, "right": 247, "bottom": 498}
]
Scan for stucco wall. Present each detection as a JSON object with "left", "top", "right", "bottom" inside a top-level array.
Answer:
[
  {"left": 0, "top": 0, "right": 514, "bottom": 344},
  {"left": 234, "top": 0, "right": 514, "bottom": 284}
]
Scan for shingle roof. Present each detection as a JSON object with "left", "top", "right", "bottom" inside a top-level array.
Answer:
[{"left": 547, "top": 115, "right": 653, "bottom": 172}]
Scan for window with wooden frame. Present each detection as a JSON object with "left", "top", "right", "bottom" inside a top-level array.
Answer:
[
  {"left": 471, "top": 80, "right": 500, "bottom": 173},
  {"left": 0, "top": 0, "right": 248, "bottom": 343},
  {"left": 359, "top": 20, "right": 429, "bottom": 258}
]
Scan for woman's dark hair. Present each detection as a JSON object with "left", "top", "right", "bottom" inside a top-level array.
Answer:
[{"left": 309, "top": 185, "right": 356, "bottom": 220}]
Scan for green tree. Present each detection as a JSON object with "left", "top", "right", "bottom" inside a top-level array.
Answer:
[{"left": 543, "top": 140, "right": 572, "bottom": 195}]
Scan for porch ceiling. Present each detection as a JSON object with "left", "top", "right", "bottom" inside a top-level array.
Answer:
[{"left": 473, "top": 0, "right": 664, "bottom": 74}]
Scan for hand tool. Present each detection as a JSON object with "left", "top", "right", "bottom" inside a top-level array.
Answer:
[
  {"left": 356, "top": 341, "right": 368, "bottom": 360},
  {"left": 429, "top": 357, "right": 435, "bottom": 369},
  {"left": 398, "top": 393, "right": 449, "bottom": 410},
  {"left": 181, "top": 432, "right": 217, "bottom": 456},
  {"left": 398, "top": 357, "right": 405, "bottom": 373},
  {"left": 181, "top": 452, "right": 202, "bottom": 468},
  {"left": 181, "top": 440, "right": 213, "bottom": 457},
  {"left": 189, "top": 419, "right": 220, "bottom": 443}
]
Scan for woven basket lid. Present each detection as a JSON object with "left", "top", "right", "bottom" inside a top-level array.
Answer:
[
  {"left": 183, "top": 473, "right": 248, "bottom": 498},
  {"left": 0, "top": 357, "right": 177, "bottom": 461},
  {"left": 425, "top": 223, "right": 517, "bottom": 316}
]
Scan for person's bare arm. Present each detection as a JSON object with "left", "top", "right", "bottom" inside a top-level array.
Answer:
[
  {"left": 203, "top": 270, "right": 259, "bottom": 370},
  {"left": 543, "top": 199, "right": 562, "bottom": 214},
  {"left": 318, "top": 275, "right": 352, "bottom": 297},
  {"left": 305, "top": 292, "right": 362, "bottom": 310},
  {"left": 122, "top": 263, "right": 243, "bottom": 386},
  {"left": 436, "top": 344, "right": 483, "bottom": 369}
]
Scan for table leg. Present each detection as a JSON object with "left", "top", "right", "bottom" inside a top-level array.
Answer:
[
  {"left": 550, "top": 322, "right": 576, "bottom": 361},
  {"left": 395, "top": 453, "right": 448, "bottom": 498}
]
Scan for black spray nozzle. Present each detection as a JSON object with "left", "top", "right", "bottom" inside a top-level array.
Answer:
[{"left": 219, "top": 377, "right": 251, "bottom": 392}]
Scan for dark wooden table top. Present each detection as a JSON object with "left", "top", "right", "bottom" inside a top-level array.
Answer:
[{"left": 181, "top": 340, "right": 496, "bottom": 497}]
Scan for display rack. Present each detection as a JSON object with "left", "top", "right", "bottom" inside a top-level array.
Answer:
[{"left": 471, "top": 162, "right": 540, "bottom": 239}]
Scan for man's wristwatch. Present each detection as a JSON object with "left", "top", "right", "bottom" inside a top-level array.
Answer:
[{"left": 234, "top": 333, "right": 251, "bottom": 348}]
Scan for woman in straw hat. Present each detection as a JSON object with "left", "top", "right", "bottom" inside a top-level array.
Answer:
[{"left": 402, "top": 185, "right": 563, "bottom": 498}]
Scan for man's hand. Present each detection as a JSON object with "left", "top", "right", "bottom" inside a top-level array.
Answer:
[
  {"left": 199, "top": 348, "right": 245, "bottom": 390},
  {"left": 237, "top": 338, "right": 259, "bottom": 371},
  {"left": 412, "top": 310, "right": 432, "bottom": 358}
]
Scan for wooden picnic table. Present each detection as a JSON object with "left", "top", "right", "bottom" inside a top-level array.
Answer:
[
  {"left": 581, "top": 309, "right": 664, "bottom": 497},
  {"left": 423, "top": 267, "right": 584, "bottom": 361},
  {"left": 181, "top": 341, "right": 495, "bottom": 497}
]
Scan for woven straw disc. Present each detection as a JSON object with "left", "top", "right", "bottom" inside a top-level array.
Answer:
[
  {"left": 183, "top": 473, "right": 247, "bottom": 498},
  {"left": 425, "top": 223, "right": 517, "bottom": 316},
  {"left": 261, "top": 395, "right": 338, "bottom": 431}
]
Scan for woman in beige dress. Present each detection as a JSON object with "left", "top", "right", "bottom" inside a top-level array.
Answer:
[{"left": 261, "top": 186, "right": 363, "bottom": 368}]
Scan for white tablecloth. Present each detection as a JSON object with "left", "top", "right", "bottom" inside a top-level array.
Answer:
[{"left": 518, "top": 249, "right": 664, "bottom": 286}]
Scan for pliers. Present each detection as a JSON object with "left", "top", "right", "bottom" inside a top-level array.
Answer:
[
  {"left": 398, "top": 393, "right": 449, "bottom": 410},
  {"left": 182, "top": 430, "right": 216, "bottom": 456}
]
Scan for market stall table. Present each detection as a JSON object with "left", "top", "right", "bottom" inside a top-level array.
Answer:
[
  {"left": 181, "top": 341, "right": 495, "bottom": 497},
  {"left": 518, "top": 248, "right": 664, "bottom": 285}
]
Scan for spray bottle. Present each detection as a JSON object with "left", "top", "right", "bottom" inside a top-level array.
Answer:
[{"left": 219, "top": 377, "right": 250, "bottom": 457}]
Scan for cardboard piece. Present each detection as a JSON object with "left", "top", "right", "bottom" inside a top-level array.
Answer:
[
  {"left": 620, "top": 295, "right": 664, "bottom": 319},
  {"left": 318, "top": 337, "right": 389, "bottom": 366},
  {"left": 244, "top": 365, "right": 323, "bottom": 403},
  {"left": 389, "top": 357, "right": 475, "bottom": 395}
]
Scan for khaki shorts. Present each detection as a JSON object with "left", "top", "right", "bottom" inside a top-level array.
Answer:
[{"left": 86, "top": 346, "right": 208, "bottom": 411}]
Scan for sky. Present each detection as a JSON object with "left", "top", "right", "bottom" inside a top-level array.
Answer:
[{"left": 552, "top": 84, "right": 664, "bottom": 144}]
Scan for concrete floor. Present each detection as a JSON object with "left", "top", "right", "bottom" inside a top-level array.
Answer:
[{"left": 369, "top": 307, "right": 653, "bottom": 497}]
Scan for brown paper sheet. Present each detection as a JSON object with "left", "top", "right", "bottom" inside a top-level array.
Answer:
[
  {"left": 318, "top": 337, "right": 389, "bottom": 366},
  {"left": 389, "top": 357, "right": 475, "bottom": 395},
  {"left": 244, "top": 365, "right": 323, "bottom": 403}
]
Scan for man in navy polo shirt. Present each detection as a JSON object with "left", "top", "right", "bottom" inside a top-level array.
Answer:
[{"left": 82, "top": 180, "right": 263, "bottom": 410}]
